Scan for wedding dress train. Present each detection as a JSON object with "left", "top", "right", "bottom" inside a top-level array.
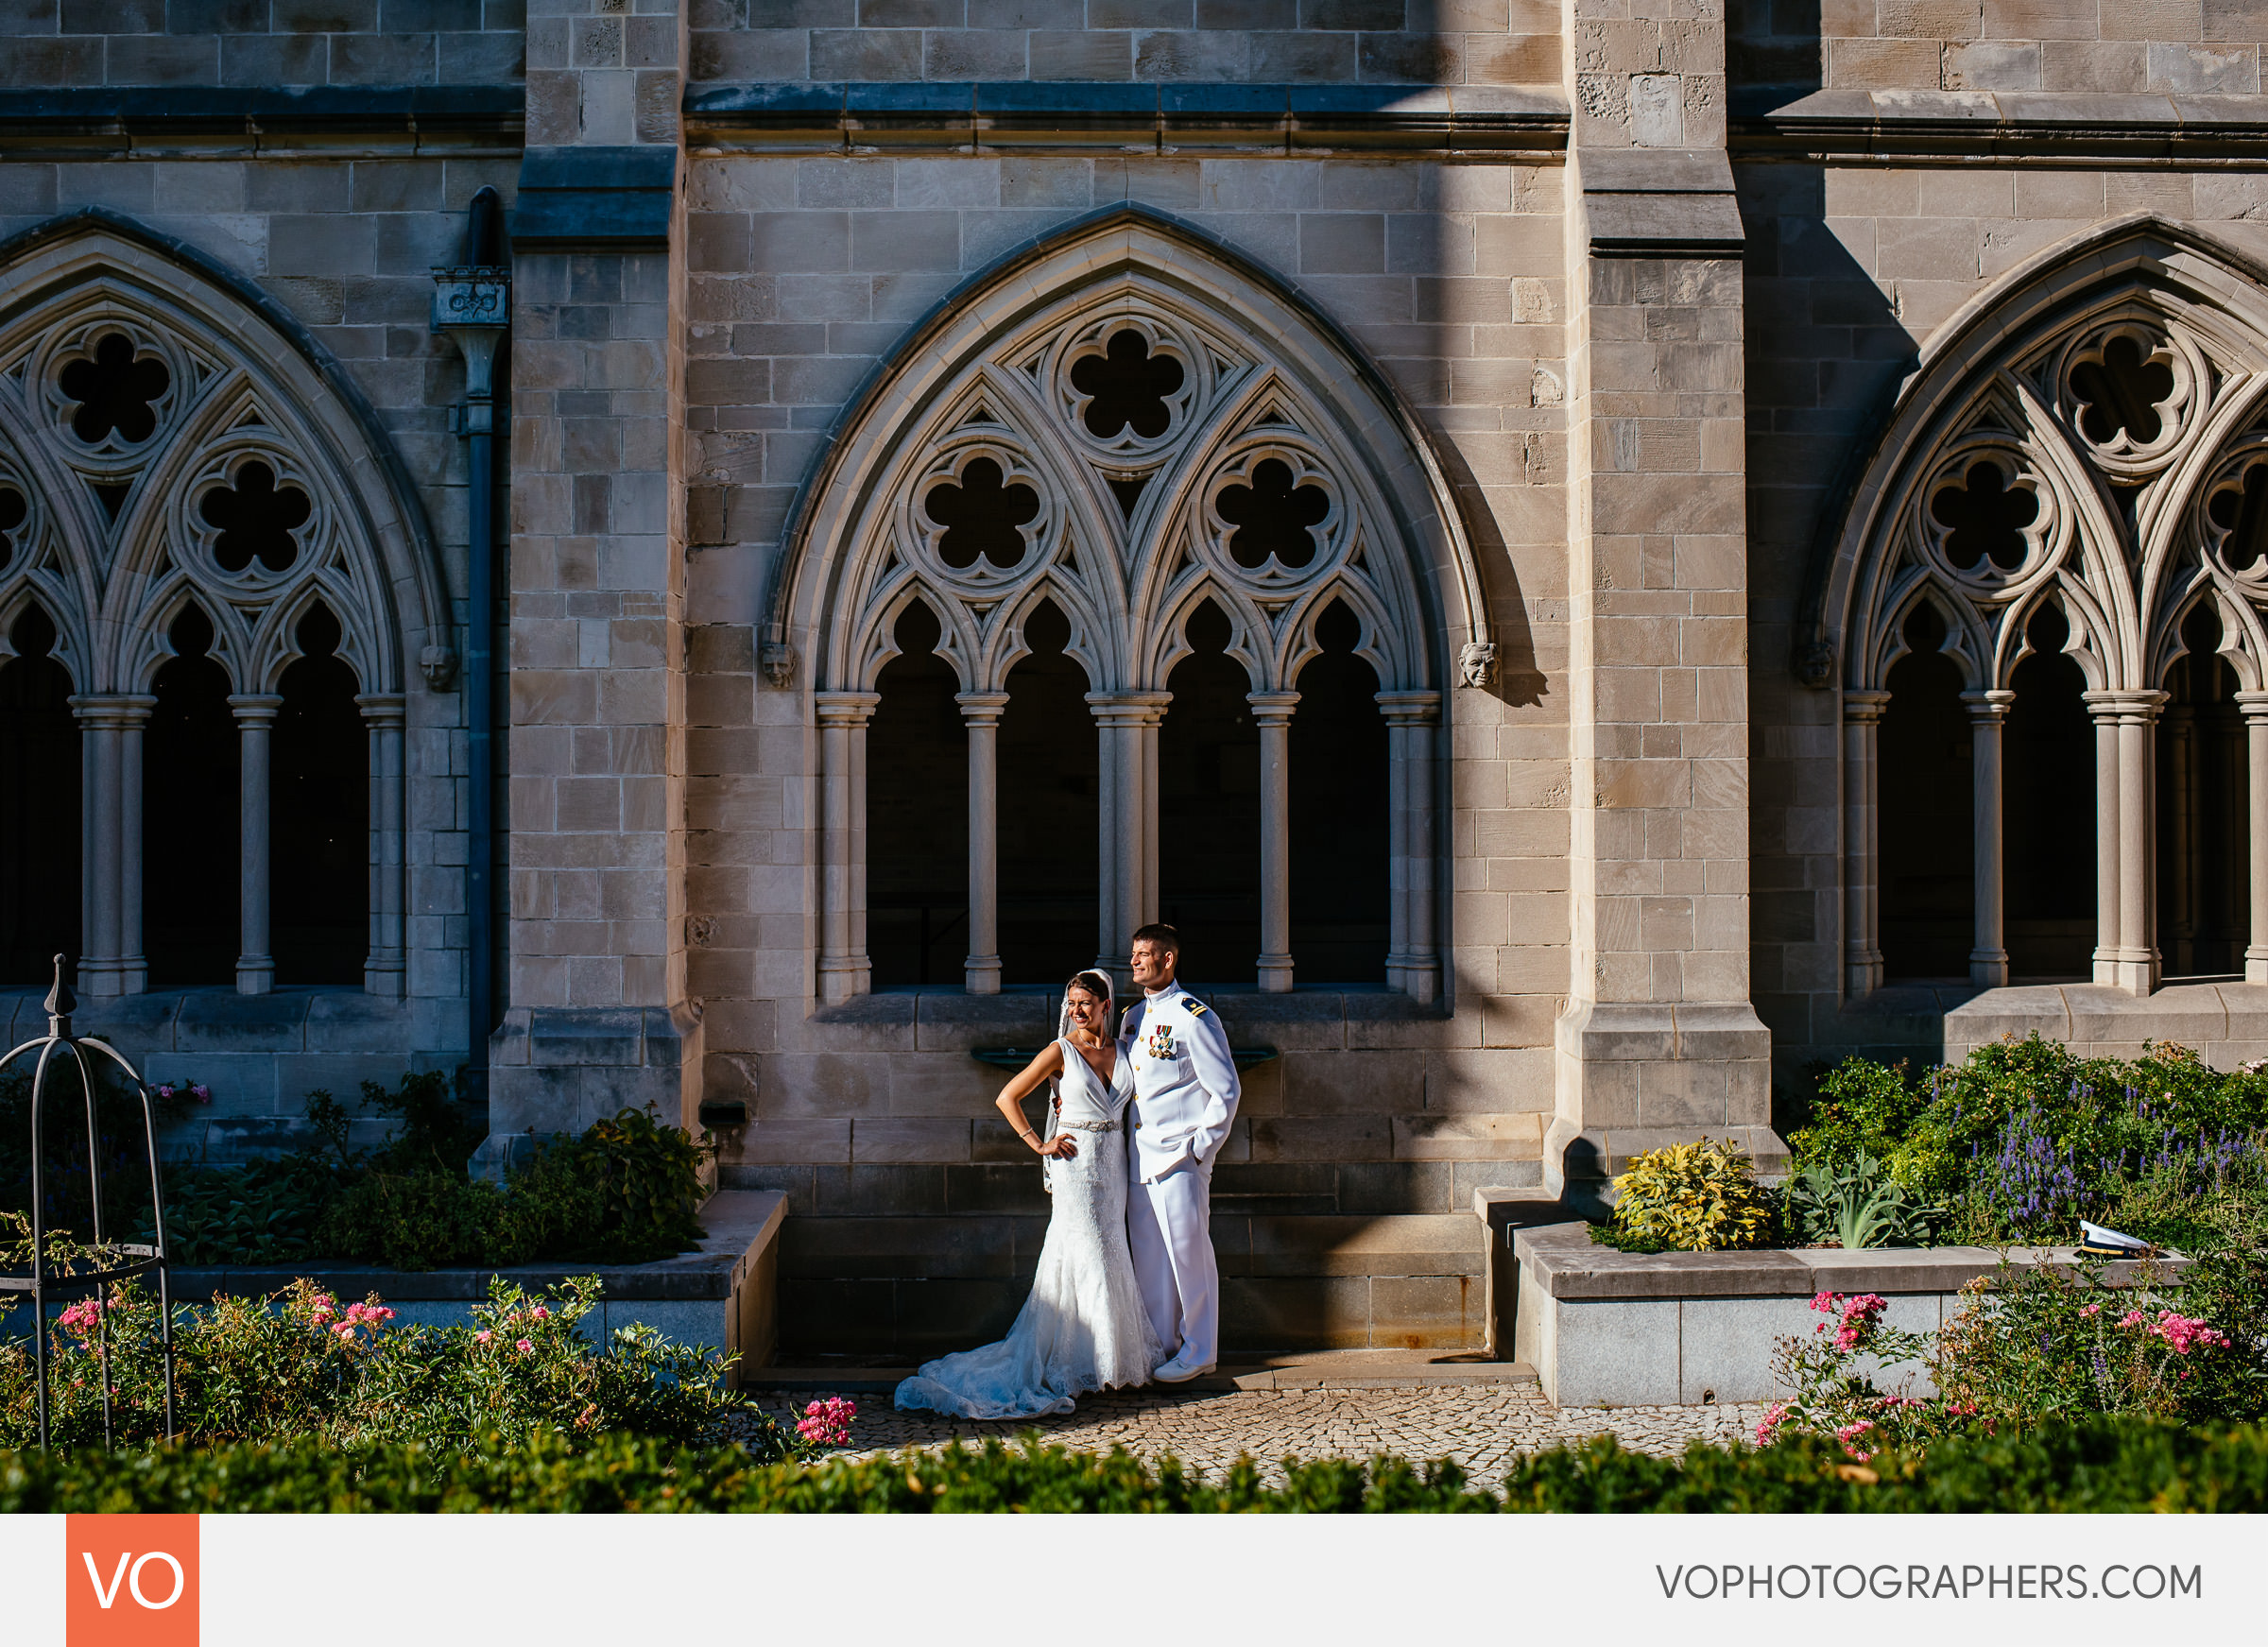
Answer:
[{"left": 893, "top": 1038, "right": 1161, "bottom": 1419}]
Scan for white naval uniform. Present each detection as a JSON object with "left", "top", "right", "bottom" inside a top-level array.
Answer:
[{"left": 1122, "top": 985, "right": 1240, "bottom": 1370}]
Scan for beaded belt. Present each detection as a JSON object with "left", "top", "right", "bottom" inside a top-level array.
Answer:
[{"left": 1055, "top": 1119, "right": 1120, "bottom": 1133}]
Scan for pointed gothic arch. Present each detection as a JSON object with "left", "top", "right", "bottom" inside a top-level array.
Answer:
[
  {"left": 775, "top": 207, "right": 1471, "bottom": 1003},
  {"left": 0, "top": 210, "right": 451, "bottom": 996},
  {"left": 1813, "top": 216, "right": 2268, "bottom": 998}
]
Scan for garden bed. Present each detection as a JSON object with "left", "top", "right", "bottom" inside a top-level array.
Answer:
[
  {"left": 5, "top": 1190, "right": 786, "bottom": 1386},
  {"left": 1510, "top": 1222, "right": 2188, "bottom": 1408}
]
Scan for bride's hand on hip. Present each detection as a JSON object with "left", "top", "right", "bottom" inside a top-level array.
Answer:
[{"left": 1038, "top": 1133, "right": 1077, "bottom": 1158}]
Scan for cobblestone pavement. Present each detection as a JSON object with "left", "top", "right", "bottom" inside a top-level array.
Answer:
[{"left": 746, "top": 1385, "right": 1769, "bottom": 1484}]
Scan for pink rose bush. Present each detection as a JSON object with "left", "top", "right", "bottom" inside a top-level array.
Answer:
[
  {"left": 796, "top": 1396, "right": 858, "bottom": 1450},
  {"left": 1, "top": 1262, "right": 764, "bottom": 1455}
]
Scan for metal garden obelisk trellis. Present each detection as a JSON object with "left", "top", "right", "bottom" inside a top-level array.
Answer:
[{"left": 1, "top": 955, "right": 174, "bottom": 1450}]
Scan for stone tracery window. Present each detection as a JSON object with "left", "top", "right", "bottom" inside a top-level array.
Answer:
[
  {"left": 0, "top": 238, "right": 415, "bottom": 999},
  {"left": 1830, "top": 238, "right": 2268, "bottom": 997},
  {"left": 790, "top": 231, "right": 1466, "bottom": 1005}
]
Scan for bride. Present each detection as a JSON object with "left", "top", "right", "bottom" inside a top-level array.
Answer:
[{"left": 893, "top": 969, "right": 1161, "bottom": 1418}]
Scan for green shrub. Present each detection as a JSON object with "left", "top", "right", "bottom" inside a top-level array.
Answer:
[
  {"left": 1784, "top": 1151, "right": 1940, "bottom": 1249},
  {"left": 4, "top": 1421, "right": 2268, "bottom": 1514},
  {"left": 1794, "top": 1037, "right": 2268, "bottom": 1248},
  {"left": 1604, "top": 1138, "right": 1773, "bottom": 1252},
  {"left": 313, "top": 1172, "right": 511, "bottom": 1271}
]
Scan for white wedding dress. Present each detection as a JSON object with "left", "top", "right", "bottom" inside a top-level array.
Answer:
[{"left": 894, "top": 1038, "right": 1161, "bottom": 1418}]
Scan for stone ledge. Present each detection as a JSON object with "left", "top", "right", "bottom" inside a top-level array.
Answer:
[
  {"left": 683, "top": 80, "right": 1569, "bottom": 151},
  {"left": 1733, "top": 87, "right": 2268, "bottom": 157},
  {"left": 1513, "top": 1220, "right": 2190, "bottom": 1302}
]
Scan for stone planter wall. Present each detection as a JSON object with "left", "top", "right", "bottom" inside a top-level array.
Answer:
[
  {"left": 4, "top": 1192, "right": 785, "bottom": 1389},
  {"left": 1511, "top": 1221, "right": 2186, "bottom": 1409}
]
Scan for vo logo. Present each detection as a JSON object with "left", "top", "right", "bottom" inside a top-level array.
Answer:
[{"left": 65, "top": 1515, "right": 198, "bottom": 1646}]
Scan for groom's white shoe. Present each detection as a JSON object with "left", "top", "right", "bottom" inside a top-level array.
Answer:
[{"left": 1152, "top": 1353, "right": 1216, "bottom": 1383}]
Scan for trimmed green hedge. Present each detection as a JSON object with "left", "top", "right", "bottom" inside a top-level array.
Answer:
[{"left": 6, "top": 1419, "right": 2268, "bottom": 1513}]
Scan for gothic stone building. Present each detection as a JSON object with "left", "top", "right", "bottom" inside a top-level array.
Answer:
[{"left": 5, "top": 0, "right": 2268, "bottom": 1356}]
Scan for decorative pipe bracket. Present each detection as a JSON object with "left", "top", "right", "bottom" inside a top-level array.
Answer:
[{"left": 430, "top": 265, "right": 511, "bottom": 401}]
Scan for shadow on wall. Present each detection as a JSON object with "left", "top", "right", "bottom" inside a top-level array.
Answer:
[{"left": 1737, "top": 162, "right": 1917, "bottom": 1072}]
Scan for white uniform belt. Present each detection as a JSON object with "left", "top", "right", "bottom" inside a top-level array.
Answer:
[{"left": 1055, "top": 1119, "right": 1119, "bottom": 1133}]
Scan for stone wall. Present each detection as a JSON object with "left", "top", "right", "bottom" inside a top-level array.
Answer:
[
  {"left": 0, "top": 0, "right": 527, "bottom": 90},
  {"left": 689, "top": 0, "right": 1564, "bottom": 87}
]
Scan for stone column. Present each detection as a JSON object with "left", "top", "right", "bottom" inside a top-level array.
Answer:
[
  {"left": 1377, "top": 690, "right": 1442, "bottom": 1004},
  {"left": 1247, "top": 691, "right": 1299, "bottom": 992},
  {"left": 69, "top": 695, "right": 152, "bottom": 998},
  {"left": 229, "top": 693, "right": 283, "bottom": 996},
  {"left": 357, "top": 693, "right": 406, "bottom": 998},
  {"left": 957, "top": 691, "right": 1009, "bottom": 994},
  {"left": 1088, "top": 692, "right": 1170, "bottom": 987},
  {"left": 119, "top": 699, "right": 148, "bottom": 994},
  {"left": 490, "top": 0, "right": 703, "bottom": 1141},
  {"left": 1961, "top": 689, "right": 2014, "bottom": 989},
  {"left": 2085, "top": 690, "right": 2164, "bottom": 994},
  {"left": 2086, "top": 692, "right": 2123, "bottom": 986},
  {"left": 1549, "top": 0, "right": 1777, "bottom": 1197},
  {"left": 2239, "top": 692, "right": 2268, "bottom": 986},
  {"left": 1841, "top": 691, "right": 1890, "bottom": 997},
  {"left": 815, "top": 691, "right": 879, "bottom": 1005}
]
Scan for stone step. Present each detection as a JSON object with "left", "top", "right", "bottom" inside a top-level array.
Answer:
[
  {"left": 745, "top": 1351, "right": 1541, "bottom": 1395},
  {"left": 776, "top": 1210, "right": 1498, "bottom": 1358}
]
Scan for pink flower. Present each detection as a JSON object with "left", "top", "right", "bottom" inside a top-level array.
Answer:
[
  {"left": 2118, "top": 1309, "right": 2147, "bottom": 1330},
  {"left": 59, "top": 1299, "right": 103, "bottom": 1331},
  {"left": 475, "top": 1330, "right": 491, "bottom": 1344},
  {"left": 191, "top": 1084, "right": 212, "bottom": 1103},
  {"left": 1832, "top": 1295, "right": 1887, "bottom": 1353},
  {"left": 2080, "top": 1303, "right": 2102, "bottom": 1317},
  {"left": 796, "top": 1396, "right": 858, "bottom": 1448},
  {"left": 530, "top": 1307, "right": 550, "bottom": 1321},
  {"left": 155, "top": 1084, "right": 174, "bottom": 1099},
  {"left": 336, "top": 1324, "right": 356, "bottom": 1339},
  {"left": 516, "top": 1338, "right": 533, "bottom": 1354},
  {"left": 2150, "top": 1312, "right": 2227, "bottom": 1355},
  {"left": 1754, "top": 1401, "right": 1788, "bottom": 1446},
  {"left": 1810, "top": 1291, "right": 1840, "bottom": 1314}
]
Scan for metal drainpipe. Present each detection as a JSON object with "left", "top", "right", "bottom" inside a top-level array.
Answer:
[{"left": 432, "top": 189, "right": 510, "bottom": 1097}]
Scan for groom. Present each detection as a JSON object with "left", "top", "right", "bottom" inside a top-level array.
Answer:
[{"left": 1122, "top": 923, "right": 1239, "bottom": 1382}]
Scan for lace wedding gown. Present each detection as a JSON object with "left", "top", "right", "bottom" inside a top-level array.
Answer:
[{"left": 894, "top": 1038, "right": 1161, "bottom": 1418}]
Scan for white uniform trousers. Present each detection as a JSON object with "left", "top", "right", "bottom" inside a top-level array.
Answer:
[{"left": 1127, "top": 1158, "right": 1218, "bottom": 1370}]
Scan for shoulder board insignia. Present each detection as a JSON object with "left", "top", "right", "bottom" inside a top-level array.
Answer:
[{"left": 1180, "top": 996, "right": 1206, "bottom": 1014}]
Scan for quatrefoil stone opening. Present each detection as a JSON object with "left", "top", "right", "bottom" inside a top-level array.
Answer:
[
  {"left": 2070, "top": 335, "right": 2175, "bottom": 447},
  {"left": 925, "top": 457, "right": 1039, "bottom": 570},
  {"left": 201, "top": 462, "right": 312, "bottom": 574},
  {"left": 2209, "top": 464, "right": 2268, "bottom": 574},
  {"left": 1070, "top": 330, "right": 1184, "bottom": 441},
  {"left": 1931, "top": 461, "right": 2036, "bottom": 574},
  {"left": 59, "top": 333, "right": 171, "bottom": 445},
  {"left": 1218, "top": 459, "right": 1328, "bottom": 570}
]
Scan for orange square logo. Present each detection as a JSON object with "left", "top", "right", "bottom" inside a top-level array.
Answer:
[{"left": 65, "top": 1515, "right": 198, "bottom": 1647}]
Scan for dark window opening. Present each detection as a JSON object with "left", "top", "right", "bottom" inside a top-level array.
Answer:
[
  {"left": 0, "top": 485, "right": 26, "bottom": 572},
  {"left": 1160, "top": 599, "right": 1259, "bottom": 984},
  {"left": 1880, "top": 604, "right": 1974, "bottom": 980},
  {"left": 1070, "top": 330, "right": 1183, "bottom": 440},
  {"left": 1290, "top": 600, "right": 1388, "bottom": 983},
  {"left": 925, "top": 458, "right": 1037, "bottom": 572},
  {"left": 1217, "top": 459, "right": 1328, "bottom": 571},
  {"left": 2208, "top": 462, "right": 2268, "bottom": 574},
  {"left": 2004, "top": 606, "right": 2094, "bottom": 981},
  {"left": 2070, "top": 335, "right": 2174, "bottom": 446},
  {"left": 1931, "top": 461, "right": 2036, "bottom": 573},
  {"left": 997, "top": 599, "right": 1099, "bottom": 986},
  {"left": 145, "top": 605, "right": 239, "bottom": 987},
  {"left": 202, "top": 462, "right": 310, "bottom": 575},
  {"left": 2157, "top": 604, "right": 2250, "bottom": 979},
  {"left": 273, "top": 604, "right": 367, "bottom": 985},
  {"left": 868, "top": 600, "right": 969, "bottom": 986},
  {"left": 0, "top": 605, "right": 80, "bottom": 982},
  {"left": 59, "top": 333, "right": 169, "bottom": 445}
]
